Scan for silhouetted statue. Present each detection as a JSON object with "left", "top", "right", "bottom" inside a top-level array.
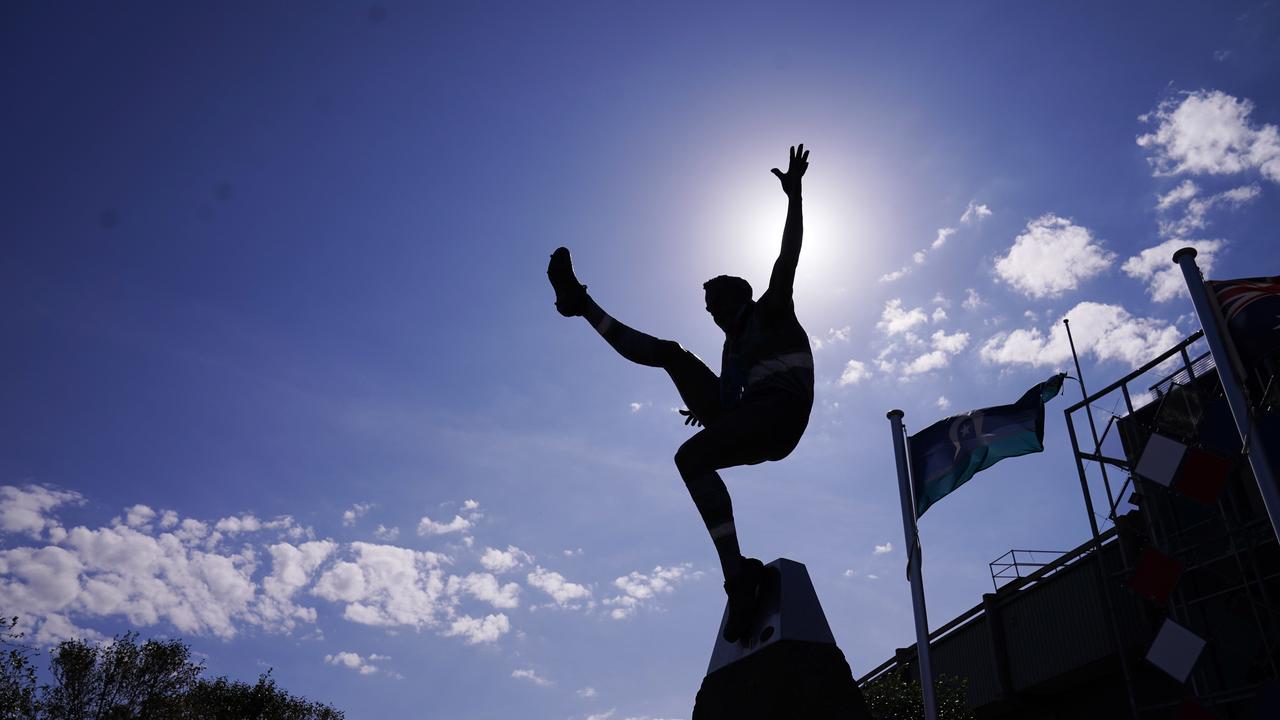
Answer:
[{"left": 547, "top": 145, "right": 814, "bottom": 643}]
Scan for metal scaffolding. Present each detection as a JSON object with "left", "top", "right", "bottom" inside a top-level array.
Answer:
[{"left": 1064, "top": 329, "right": 1280, "bottom": 717}]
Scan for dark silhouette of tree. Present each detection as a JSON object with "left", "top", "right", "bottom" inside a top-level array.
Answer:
[
  {"left": 181, "top": 672, "right": 344, "bottom": 720},
  {"left": 1, "top": 616, "right": 38, "bottom": 720},
  {"left": 0, "top": 617, "right": 342, "bottom": 720}
]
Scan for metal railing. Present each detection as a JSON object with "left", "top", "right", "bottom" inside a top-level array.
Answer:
[
  {"left": 988, "top": 549, "right": 1068, "bottom": 591},
  {"left": 1149, "top": 350, "right": 1215, "bottom": 403}
]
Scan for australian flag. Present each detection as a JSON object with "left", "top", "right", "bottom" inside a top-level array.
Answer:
[
  {"left": 908, "top": 374, "right": 1066, "bottom": 518},
  {"left": 1208, "top": 276, "right": 1280, "bottom": 381}
]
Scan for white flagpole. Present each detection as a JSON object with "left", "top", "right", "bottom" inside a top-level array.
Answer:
[
  {"left": 1174, "top": 248, "right": 1280, "bottom": 543},
  {"left": 887, "top": 409, "right": 939, "bottom": 720}
]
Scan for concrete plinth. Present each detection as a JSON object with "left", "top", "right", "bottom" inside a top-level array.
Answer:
[{"left": 692, "top": 558, "right": 871, "bottom": 719}]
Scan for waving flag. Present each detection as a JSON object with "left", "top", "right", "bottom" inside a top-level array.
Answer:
[
  {"left": 1207, "top": 276, "right": 1280, "bottom": 381},
  {"left": 908, "top": 374, "right": 1066, "bottom": 517}
]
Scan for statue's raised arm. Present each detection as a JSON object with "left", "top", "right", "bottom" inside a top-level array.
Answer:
[{"left": 767, "top": 144, "right": 809, "bottom": 302}]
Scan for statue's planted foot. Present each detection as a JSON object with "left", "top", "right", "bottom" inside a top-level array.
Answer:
[
  {"left": 547, "top": 247, "right": 587, "bottom": 317},
  {"left": 722, "top": 557, "right": 764, "bottom": 643}
]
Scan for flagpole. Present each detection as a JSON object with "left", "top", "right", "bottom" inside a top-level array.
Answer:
[
  {"left": 1064, "top": 318, "right": 1121, "bottom": 520},
  {"left": 1174, "top": 247, "right": 1280, "bottom": 543},
  {"left": 887, "top": 409, "right": 938, "bottom": 720}
]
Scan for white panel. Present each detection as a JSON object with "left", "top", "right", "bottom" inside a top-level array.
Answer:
[
  {"left": 1136, "top": 433, "right": 1187, "bottom": 487},
  {"left": 1145, "top": 618, "right": 1205, "bottom": 683}
]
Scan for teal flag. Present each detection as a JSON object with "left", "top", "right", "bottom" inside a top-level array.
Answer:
[{"left": 908, "top": 373, "right": 1066, "bottom": 517}]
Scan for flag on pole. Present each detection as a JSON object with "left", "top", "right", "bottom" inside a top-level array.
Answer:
[
  {"left": 1205, "top": 276, "right": 1280, "bottom": 388},
  {"left": 908, "top": 373, "right": 1066, "bottom": 517}
]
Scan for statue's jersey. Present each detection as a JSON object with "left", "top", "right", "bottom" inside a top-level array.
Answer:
[{"left": 719, "top": 289, "right": 815, "bottom": 410}]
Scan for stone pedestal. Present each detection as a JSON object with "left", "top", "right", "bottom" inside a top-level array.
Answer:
[{"left": 692, "top": 558, "right": 871, "bottom": 719}]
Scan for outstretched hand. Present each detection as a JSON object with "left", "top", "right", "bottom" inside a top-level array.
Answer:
[
  {"left": 770, "top": 144, "right": 809, "bottom": 197},
  {"left": 678, "top": 409, "right": 703, "bottom": 428}
]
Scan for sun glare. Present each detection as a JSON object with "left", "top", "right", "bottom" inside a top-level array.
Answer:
[{"left": 710, "top": 179, "right": 860, "bottom": 299}]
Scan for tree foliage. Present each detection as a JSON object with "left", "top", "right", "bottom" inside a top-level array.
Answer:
[
  {"left": 0, "top": 619, "right": 342, "bottom": 720},
  {"left": 861, "top": 672, "right": 974, "bottom": 720},
  {"left": 1, "top": 617, "right": 38, "bottom": 720}
]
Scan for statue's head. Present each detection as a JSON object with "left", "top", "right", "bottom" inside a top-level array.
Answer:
[{"left": 703, "top": 275, "right": 753, "bottom": 333}]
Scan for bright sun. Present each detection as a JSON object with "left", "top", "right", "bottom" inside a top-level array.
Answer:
[{"left": 713, "top": 180, "right": 857, "bottom": 294}]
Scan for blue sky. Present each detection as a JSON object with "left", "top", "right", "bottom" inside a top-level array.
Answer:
[{"left": 3, "top": 2, "right": 1279, "bottom": 718}]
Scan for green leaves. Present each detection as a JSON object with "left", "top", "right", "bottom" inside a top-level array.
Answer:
[
  {"left": 0, "top": 617, "right": 343, "bottom": 720},
  {"left": 861, "top": 673, "right": 973, "bottom": 720}
]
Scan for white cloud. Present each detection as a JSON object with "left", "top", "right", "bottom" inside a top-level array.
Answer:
[
  {"left": 1156, "top": 179, "right": 1199, "bottom": 210},
  {"left": 563, "top": 548, "right": 584, "bottom": 558},
  {"left": 931, "top": 227, "right": 957, "bottom": 250},
  {"left": 213, "top": 514, "right": 308, "bottom": 542},
  {"left": 214, "top": 514, "right": 262, "bottom": 534},
  {"left": 994, "top": 215, "right": 1115, "bottom": 298},
  {"left": 449, "top": 572, "right": 520, "bottom": 609},
  {"left": 1121, "top": 238, "right": 1226, "bottom": 302},
  {"left": 417, "top": 514, "right": 472, "bottom": 536},
  {"left": 936, "top": 396, "right": 951, "bottom": 410},
  {"left": 1159, "top": 184, "right": 1260, "bottom": 238},
  {"left": 479, "top": 545, "right": 532, "bottom": 574},
  {"left": 254, "top": 540, "right": 335, "bottom": 631},
  {"left": 443, "top": 613, "right": 510, "bottom": 644},
  {"left": 123, "top": 505, "right": 156, "bottom": 530},
  {"left": 878, "top": 267, "right": 909, "bottom": 283},
  {"left": 604, "top": 564, "right": 701, "bottom": 620},
  {"left": 877, "top": 299, "right": 929, "bottom": 336},
  {"left": 577, "top": 687, "right": 599, "bottom": 698},
  {"left": 312, "top": 542, "right": 451, "bottom": 628},
  {"left": 325, "top": 650, "right": 382, "bottom": 675},
  {"left": 628, "top": 402, "right": 645, "bottom": 412},
  {"left": 342, "top": 503, "right": 373, "bottom": 527},
  {"left": 838, "top": 360, "right": 871, "bottom": 386},
  {"left": 961, "top": 201, "right": 992, "bottom": 223},
  {"left": 866, "top": 574, "right": 880, "bottom": 580},
  {"left": 1216, "top": 184, "right": 1262, "bottom": 203},
  {"left": 0, "top": 485, "right": 83, "bottom": 540},
  {"left": 1137, "top": 90, "right": 1280, "bottom": 182},
  {"left": 586, "top": 712, "right": 616, "bottom": 720},
  {"left": 810, "top": 325, "right": 852, "bottom": 351},
  {"left": 0, "top": 519, "right": 260, "bottom": 640},
  {"left": 962, "top": 288, "right": 983, "bottom": 310},
  {"left": 873, "top": 542, "right": 893, "bottom": 555},
  {"left": 526, "top": 566, "right": 592, "bottom": 608},
  {"left": 32, "top": 614, "right": 103, "bottom": 646},
  {"left": 511, "top": 668, "right": 552, "bottom": 687},
  {"left": 912, "top": 250, "right": 926, "bottom": 265},
  {"left": 887, "top": 331, "right": 969, "bottom": 378},
  {"left": 931, "top": 330, "right": 970, "bottom": 354},
  {"left": 874, "top": 344, "right": 899, "bottom": 373},
  {"left": 980, "top": 301, "right": 1181, "bottom": 369},
  {"left": 462, "top": 499, "right": 480, "bottom": 511},
  {"left": 373, "top": 524, "right": 399, "bottom": 541},
  {"left": 843, "top": 569, "right": 856, "bottom": 578},
  {"left": 0, "top": 487, "right": 529, "bottom": 652},
  {"left": 931, "top": 307, "right": 947, "bottom": 323},
  {"left": 900, "top": 350, "right": 949, "bottom": 376}
]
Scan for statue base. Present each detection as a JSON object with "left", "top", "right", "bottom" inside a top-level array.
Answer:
[{"left": 692, "top": 558, "right": 871, "bottom": 719}]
